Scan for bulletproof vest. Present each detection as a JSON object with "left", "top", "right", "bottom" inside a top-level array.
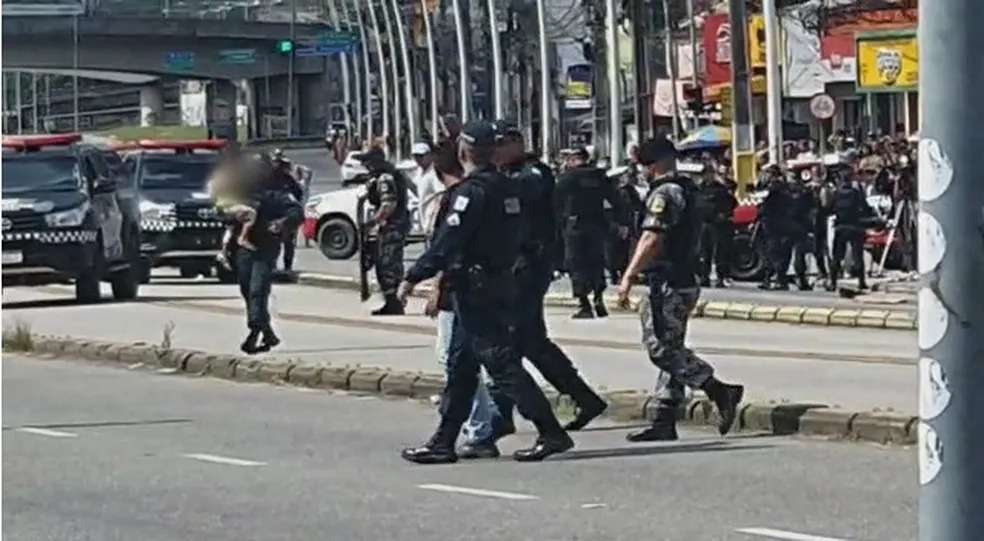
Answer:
[
  {"left": 698, "top": 181, "right": 731, "bottom": 222},
  {"left": 786, "top": 183, "right": 815, "bottom": 230},
  {"left": 557, "top": 166, "right": 608, "bottom": 226},
  {"left": 833, "top": 185, "right": 863, "bottom": 228},
  {"left": 647, "top": 176, "right": 702, "bottom": 287},
  {"left": 508, "top": 163, "right": 556, "bottom": 251},
  {"left": 366, "top": 166, "right": 410, "bottom": 224},
  {"left": 462, "top": 168, "right": 524, "bottom": 273}
]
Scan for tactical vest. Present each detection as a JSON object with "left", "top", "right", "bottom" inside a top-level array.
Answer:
[
  {"left": 463, "top": 168, "right": 524, "bottom": 273},
  {"left": 646, "top": 176, "right": 702, "bottom": 288}
]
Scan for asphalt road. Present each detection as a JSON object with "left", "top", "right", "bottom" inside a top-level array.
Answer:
[{"left": 3, "top": 355, "right": 916, "bottom": 541}]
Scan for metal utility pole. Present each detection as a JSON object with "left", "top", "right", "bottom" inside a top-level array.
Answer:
[
  {"left": 763, "top": 0, "right": 783, "bottom": 164},
  {"left": 353, "top": 0, "right": 375, "bottom": 143},
  {"left": 32, "top": 73, "right": 38, "bottom": 133},
  {"left": 390, "top": 0, "right": 417, "bottom": 147},
  {"left": 727, "top": 0, "right": 754, "bottom": 193},
  {"left": 631, "top": 0, "right": 651, "bottom": 140},
  {"left": 420, "top": 0, "right": 439, "bottom": 139},
  {"left": 604, "top": 0, "right": 621, "bottom": 164},
  {"left": 340, "top": 0, "right": 364, "bottom": 142},
  {"left": 287, "top": 0, "right": 296, "bottom": 136},
  {"left": 380, "top": 0, "right": 403, "bottom": 159},
  {"left": 662, "top": 0, "right": 680, "bottom": 140},
  {"left": 367, "top": 0, "right": 391, "bottom": 147},
  {"left": 451, "top": 0, "right": 471, "bottom": 123},
  {"left": 535, "top": 0, "right": 551, "bottom": 162},
  {"left": 327, "top": 0, "right": 354, "bottom": 136},
  {"left": 486, "top": 0, "right": 504, "bottom": 119},
  {"left": 15, "top": 72, "right": 23, "bottom": 134},
  {"left": 73, "top": 14, "right": 80, "bottom": 132},
  {"left": 918, "top": 1, "right": 984, "bottom": 538},
  {"left": 686, "top": 0, "right": 697, "bottom": 88}
]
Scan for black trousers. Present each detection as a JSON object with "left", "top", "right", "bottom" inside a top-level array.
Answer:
[
  {"left": 564, "top": 225, "right": 607, "bottom": 298},
  {"left": 374, "top": 226, "right": 406, "bottom": 296},
  {"left": 814, "top": 217, "right": 830, "bottom": 277},
  {"left": 236, "top": 247, "right": 279, "bottom": 332},
  {"left": 282, "top": 228, "right": 297, "bottom": 271},
  {"left": 766, "top": 230, "right": 811, "bottom": 283},
  {"left": 831, "top": 227, "right": 867, "bottom": 287},
  {"left": 700, "top": 221, "right": 734, "bottom": 282},
  {"left": 435, "top": 288, "right": 565, "bottom": 445},
  {"left": 490, "top": 256, "right": 605, "bottom": 423}
]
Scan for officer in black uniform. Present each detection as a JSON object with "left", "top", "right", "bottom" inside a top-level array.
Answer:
[
  {"left": 604, "top": 166, "right": 643, "bottom": 285},
  {"left": 757, "top": 166, "right": 794, "bottom": 290},
  {"left": 616, "top": 138, "right": 744, "bottom": 442},
  {"left": 810, "top": 164, "right": 837, "bottom": 281},
  {"left": 785, "top": 168, "right": 819, "bottom": 290},
  {"left": 555, "top": 147, "right": 622, "bottom": 319},
  {"left": 828, "top": 170, "right": 876, "bottom": 291},
  {"left": 397, "top": 121, "right": 574, "bottom": 464},
  {"left": 357, "top": 147, "right": 411, "bottom": 315},
  {"left": 270, "top": 149, "right": 304, "bottom": 275},
  {"left": 697, "top": 166, "right": 738, "bottom": 288},
  {"left": 458, "top": 124, "right": 605, "bottom": 458}
]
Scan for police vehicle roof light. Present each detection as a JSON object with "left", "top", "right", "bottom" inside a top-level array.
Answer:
[{"left": 1, "top": 133, "right": 83, "bottom": 151}]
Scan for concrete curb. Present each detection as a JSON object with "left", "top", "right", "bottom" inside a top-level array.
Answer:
[
  {"left": 295, "top": 272, "right": 916, "bottom": 330},
  {"left": 13, "top": 334, "right": 917, "bottom": 446}
]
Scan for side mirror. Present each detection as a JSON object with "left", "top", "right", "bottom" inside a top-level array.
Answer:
[{"left": 92, "top": 176, "right": 117, "bottom": 193}]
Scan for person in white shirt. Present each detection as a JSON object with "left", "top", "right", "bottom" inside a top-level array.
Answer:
[{"left": 410, "top": 142, "right": 443, "bottom": 237}]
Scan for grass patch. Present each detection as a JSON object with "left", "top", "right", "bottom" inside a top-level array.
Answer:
[{"left": 2, "top": 320, "right": 34, "bottom": 352}]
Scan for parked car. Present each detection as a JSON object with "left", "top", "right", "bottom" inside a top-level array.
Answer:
[{"left": 339, "top": 151, "right": 369, "bottom": 185}]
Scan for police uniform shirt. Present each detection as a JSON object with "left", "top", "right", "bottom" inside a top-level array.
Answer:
[
  {"left": 639, "top": 176, "right": 702, "bottom": 286},
  {"left": 641, "top": 181, "right": 687, "bottom": 234}
]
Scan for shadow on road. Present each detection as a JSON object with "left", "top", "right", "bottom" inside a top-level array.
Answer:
[
  {"left": 276, "top": 344, "right": 433, "bottom": 355},
  {"left": 553, "top": 441, "right": 774, "bottom": 461},
  {"left": 3, "top": 418, "right": 193, "bottom": 431}
]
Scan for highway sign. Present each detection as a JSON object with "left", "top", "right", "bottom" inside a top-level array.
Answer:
[
  {"left": 295, "top": 42, "right": 355, "bottom": 57},
  {"left": 165, "top": 51, "right": 196, "bottom": 72},
  {"left": 218, "top": 48, "right": 257, "bottom": 65}
]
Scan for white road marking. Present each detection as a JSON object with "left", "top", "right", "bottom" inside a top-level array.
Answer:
[
  {"left": 156, "top": 368, "right": 178, "bottom": 374},
  {"left": 16, "top": 427, "right": 78, "bottom": 438},
  {"left": 736, "top": 527, "right": 850, "bottom": 541},
  {"left": 580, "top": 503, "right": 607, "bottom": 509},
  {"left": 182, "top": 453, "right": 267, "bottom": 467},
  {"left": 418, "top": 484, "right": 539, "bottom": 501}
]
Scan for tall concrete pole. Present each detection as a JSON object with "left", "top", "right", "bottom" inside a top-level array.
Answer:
[
  {"left": 32, "top": 73, "right": 38, "bottom": 133},
  {"left": 604, "top": 0, "right": 621, "bottom": 164},
  {"left": 535, "top": 0, "right": 551, "bottom": 162},
  {"left": 380, "top": 0, "right": 403, "bottom": 159},
  {"left": 287, "top": 0, "right": 296, "bottom": 136},
  {"left": 686, "top": 0, "right": 698, "bottom": 88},
  {"left": 390, "top": 0, "right": 418, "bottom": 146},
  {"left": 486, "top": 0, "right": 504, "bottom": 119},
  {"left": 15, "top": 72, "right": 23, "bottom": 134},
  {"left": 763, "top": 0, "right": 783, "bottom": 164},
  {"left": 662, "top": 0, "right": 680, "bottom": 140},
  {"left": 326, "top": 0, "right": 354, "bottom": 136},
  {"left": 339, "top": 0, "right": 364, "bottom": 142},
  {"left": 420, "top": 0, "right": 439, "bottom": 139},
  {"left": 353, "top": 0, "right": 375, "bottom": 143},
  {"left": 367, "top": 0, "right": 391, "bottom": 147},
  {"left": 918, "top": 1, "right": 984, "bottom": 538},
  {"left": 73, "top": 14, "right": 80, "bottom": 132},
  {"left": 727, "top": 0, "right": 754, "bottom": 193},
  {"left": 451, "top": 0, "right": 471, "bottom": 123}
]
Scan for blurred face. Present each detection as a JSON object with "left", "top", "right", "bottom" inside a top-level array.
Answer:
[
  {"left": 414, "top": 154, "right": 432, "bottom": 169},
  {"left": 496, "top": 138, "right": 524, "bottom": 166}
]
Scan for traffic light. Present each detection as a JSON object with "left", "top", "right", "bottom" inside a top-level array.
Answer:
[{"left": 275, "top": 39, "right": 294, "bottom": 54}]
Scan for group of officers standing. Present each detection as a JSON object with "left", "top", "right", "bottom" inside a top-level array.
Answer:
[{"left": 354, "top": 121, "right": 744, "bottom": 464}]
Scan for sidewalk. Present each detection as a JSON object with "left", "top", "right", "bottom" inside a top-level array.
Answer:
[{"left": 2, "top": 279, "right": 917, "bottom": 414}]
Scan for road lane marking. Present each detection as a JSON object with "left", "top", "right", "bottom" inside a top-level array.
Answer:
[
  {"left": 15, "top": 427, "right": 78, "bottom": 438},
  {"left": 418, "top": 484, "right": 539, "bottom": 501},
  {"left": 736, "top": 527, "right": 850, "bottom": 541},
  {"left": 182, "top": 453, "right": 267, "bottom": 467}
]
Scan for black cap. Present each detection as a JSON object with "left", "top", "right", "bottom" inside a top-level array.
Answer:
[
  {"left": 354, "top": 146, "right": 386, "bottom": 165},
  {"left": 460, "top": 120, "right": 497, "bottom": 147},
  {"left": 494, "top": 120, "right": 523, "bottom": 140},
  {"left": 637, "top": 137, "right": 678, "bottom": 166}
]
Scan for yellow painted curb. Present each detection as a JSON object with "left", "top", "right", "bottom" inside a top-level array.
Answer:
[
  {"left": 885, "top": 311, "right": 918, "bottom": 330},
  {"left": 802, "top": 307, "right": 834, "bottom": 326},
  {"left": 703, "top": 301, "right": 730, "bottom": 319},
  {"left": 776, "top": 306, "right": 807, "bottom": 324},
  {"left": 857, "top": 310, "right": 891, "bottom": 329},
  {"left": 829, "top": 309, "right": 861, "bottom": 327},
  {"left": 750, "top": 306, "right": 780, "bottom": 321},
  {"left": 725, "top": 302, "right": 755, "bottom": 320}
]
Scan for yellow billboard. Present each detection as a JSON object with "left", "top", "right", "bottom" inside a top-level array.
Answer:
[
  {"left": 748, "top": 15, "right": 766, "bottom": 69},
  {"left": 856, "top": 30, "right": 918, "bottom": 92}
]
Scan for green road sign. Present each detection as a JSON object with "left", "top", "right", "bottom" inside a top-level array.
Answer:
[
  {"left": 219, "top": 48, "right": 257, "bottom": 65},
  {"left": 275, "top": 40, "right": 294, "bottom": 54},
  {"left": 164, "top": 51, "right": 195, "bottom": 72}
]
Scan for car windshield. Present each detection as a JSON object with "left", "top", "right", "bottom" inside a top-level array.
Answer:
[
  {"left": 140, "top": 158, "right": 214, "bottom": 190},
  {"left": 1, "top": 156, "right": 80, "bottom": 194}
]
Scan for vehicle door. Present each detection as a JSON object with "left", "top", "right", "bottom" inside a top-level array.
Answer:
[{"left": 84, "top": 152, "right": 125, "bottom": 262}]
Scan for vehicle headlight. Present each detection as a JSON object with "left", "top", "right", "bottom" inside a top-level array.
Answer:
[
  {"left": 139, "top": 200, "right": 175, "bottom": 221},
  {"left": 304, "top": 196, "right": 322, "bottom": 217},
  {"left": 45, "top": 202, "right": 90, "bottom": 228}
]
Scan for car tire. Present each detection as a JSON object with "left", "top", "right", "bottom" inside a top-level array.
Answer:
[
  {"left": 75, "top": 269, "right": 101, "bottom": 303},
  {"left": 216, "top": 263, "right": 237, "bottom": 284},
  {"left": 730, "top": 231, "right": 767, "bottom": 282},
  {"left": 318, "top": 216, "right": 358, "bottom": 260},
  {"left": 111, "top": 228, "right": 141, "bottom": 301},
  {"left": 138, "top": 259, "right": 153, "bottom": 284},
  {"left": 179, "top": 265, "right": 199, "bottom": 279}
]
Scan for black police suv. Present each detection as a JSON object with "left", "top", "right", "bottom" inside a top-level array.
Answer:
[
  {"left": 124, "top": 140, "right": 233, "bottom": 283},
  {"left": 1, "top": 134, "right": 142, "bottom": 303}
]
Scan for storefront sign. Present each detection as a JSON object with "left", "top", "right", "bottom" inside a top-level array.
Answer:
[
  {"left": 703, "top": 14, "right": 766, "bottom": 87},
  {"left": 856, "top": 30, "right": 918, "bottom": 92}
]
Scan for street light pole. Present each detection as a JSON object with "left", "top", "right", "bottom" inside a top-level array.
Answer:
[
  {"left": 73, "top": 14, "right": 80, "bottom": 132},
  {"left": 451, "top": 0, "right": 471, "bottom": 123},
  {"left": 339, "top": 0, "right": 364, "bottom": 142},
  {"left": 379, "top": 0, "right": 403, "bottom": 159},
  {"left": 535, "top": 0, "right": 550, "bottom": 162},
  {"left": 420, "top": 0, "right": 439, "bottom": 139},
  {"left": 287, "top": 0, "right": 296, "bottom": 136},
  {"left": 367, "top": 0, "right": 391, "bottom": 149},
  {"left": 763, "top": 0, "right": 783, "bottom": 164},
  {"left": 727, "top": 0, "right": 755, "bottom": 193},
  {"left": 327, "top": 0, "right": 354, "bottom": 137},
  {"left": 604, "top": 0, "right": 621, "bottom": 164},
  {"left": 662, "top": 0, "right": 680, "bottom": 141},
  {"left": 486, "top": 0, "right": 504, "bottom": 119},
  {"left": 390, "top": 0, "right": 417, "bottom": 146},
  {"left": 32, "top": 73, "right": 38, "bottom": 133},
  {"left": 352, "top": 0, "right": 375, "bottom": 143},
  {"left": 918, "top": 0, "right": 984, "bottom": 538}
]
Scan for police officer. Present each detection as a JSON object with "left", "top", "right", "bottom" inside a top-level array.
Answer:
[
  {"left": 463, "top": 124, "right": 606, "bottom": 457},
  {"left": 785, "top": 166, "right": 819, "bottom": 290},
  {"left": 697, "top": 165, "right": 738, "bottom": 288},
  {"left": 828, "top": 168, "right": 877, "bottom": 291},
  {"left": 397, "top": 121, "right": 573, "bottom": 464},
  {"left": 357, "top": 147, "right": 411, "bottom": 315},
  {"left": 811, "top": 163, "right": 837, "bottom": 281},
  {"left": 236, "top": 154, "right": 303, "bottom": 354},
  {"left": 604, "top": 166, "right": 643, "bottom": 285},
  {"left": 555, "top": 147, "right": 622, "bottom": 318},
  {"left": 615, "top": 138, "right": 744, "bottom": 442},
  {"left": 270, "top": 150, "right": 304, "bottom": 275}
]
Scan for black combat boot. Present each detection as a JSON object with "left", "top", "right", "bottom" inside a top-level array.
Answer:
[
  {"left": 372, "top": 294, "right": 405, "bottom": 316},
  {"left": 571, "top": 296, "right": 594, "bottom": 319},
  {"left": 563, "top": 395, "right": 608, "bottom": 431},
  {"left": 702, "top": 377, "right": 745, "bottom": 435},
  {"left": 402, "top": 425, "right": 458, "bottom": 464},
  {"left": 240, "top": 330, "right": 262, "bottom": 355},
  {"left": 255, "top": 328, "right": 281, "bottom": 353},
  {"left": 593, "top": 292, "right": 609, "bottom": 318},
  {"left": 797, "top": 275, "right": 813, "bottom": 291},
  {"left": 513, "top": 432, "right": 574, "bottom": 462},
  {"left": 626, "top": 410, "right": 679, "bottom": 442}
]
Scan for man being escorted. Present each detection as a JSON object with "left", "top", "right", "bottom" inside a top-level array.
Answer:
[
  {"left": 616, "top": 138, "right": 745, "bottom": 441},
  {"left": 397, "top": 121, "right": 574, "bottom": 464},
  {"left": 358, "top": 147, "right": 412, "bottom": 315}
]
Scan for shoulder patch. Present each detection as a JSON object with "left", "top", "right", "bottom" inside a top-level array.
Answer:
[
  {"left": 453, "top": 195, "right": 470, "bottom": 211},
  {"left": 648, "top": 195, "right": 667, "bottom": 214},
  {"left": 529, "top": 167, "right": 543, "bottom": 177},
  {"left": 504, "top": 197, "right": 521, "bottom": 215},
  {"left": 446, "top": 212, "right": 461, "bottom": 226}
]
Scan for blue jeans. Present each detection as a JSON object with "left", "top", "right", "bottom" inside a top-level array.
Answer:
[{"left": 436, "top": 310, "right": 500, "bottom": 444}]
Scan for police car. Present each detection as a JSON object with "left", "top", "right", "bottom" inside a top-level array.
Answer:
[
  {"left": 2, "top": 134, "right": 141, "bottom": 303},
  {"left": 122, "top": 140, "right": 232, "bottom": 282},
  {"left": 302, "top": 160, "right": 424, "bottom": 259}
]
